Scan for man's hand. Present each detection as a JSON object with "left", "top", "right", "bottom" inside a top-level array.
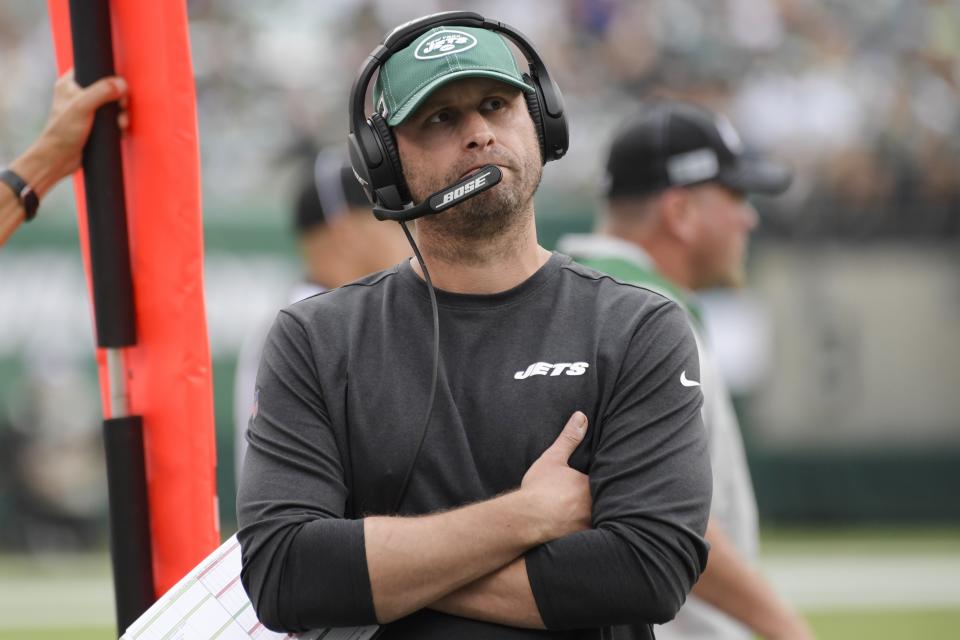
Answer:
[
  {"left": 520, "top": 410, "right": 593, "bottom": 542},
  {"left": 364, "top": 411, "right": 592, "bottom": 624},
  {"left": 32, "top": 70, "right": 129, "bottom": 187},
  {"left": 2, "top": 70, "right": 128, "bottom": 244},
  {"left": 424, "top": 412, "right": 594, "bottom": 628}
]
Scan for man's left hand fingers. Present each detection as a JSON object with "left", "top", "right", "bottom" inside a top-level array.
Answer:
[{"left": 72, "top": 76, "right": 128, "bottom": 114}]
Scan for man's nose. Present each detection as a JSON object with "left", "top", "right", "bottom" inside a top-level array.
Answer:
[{"left": 462, "top": 111, "right": 495, "bottom": 151}]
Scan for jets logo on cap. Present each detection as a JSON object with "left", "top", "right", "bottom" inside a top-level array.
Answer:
[{"left": 414, "top": 30, "right": 477, "bottom": 60}]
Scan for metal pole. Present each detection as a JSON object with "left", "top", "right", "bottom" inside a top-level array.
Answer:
[
  {"left": 68, "top": 0, "right": 154, "bottom": 634},
  {"left": 106, "top": 348, "right": 128, "bottom": 418}
]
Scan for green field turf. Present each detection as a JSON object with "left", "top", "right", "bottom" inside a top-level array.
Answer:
[
  {"left": 806, "top": 608, "right": 960, "bottom": 639},
  {"left": 2, "top": 609, "right": 960, "bottom": 640},
  {"left": 0, "top": 630, "right": 114, "bottom": 640}
]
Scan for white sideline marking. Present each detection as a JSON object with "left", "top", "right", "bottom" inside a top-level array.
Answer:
[{"left": 761, "top": 553, "right": 960, "bottom": 610}]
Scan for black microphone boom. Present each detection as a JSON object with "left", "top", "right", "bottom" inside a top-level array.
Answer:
[{"left": 373, "top": 165, "right": 502, "bottom": 222}]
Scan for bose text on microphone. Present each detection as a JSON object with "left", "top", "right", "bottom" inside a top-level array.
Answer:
[{"left": 373, "top": 164, "right": 502, "bottom": 222}]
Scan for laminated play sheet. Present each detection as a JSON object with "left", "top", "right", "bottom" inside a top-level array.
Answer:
[{"left": 121, "top": 534, "right": 380, "bottom": 640}]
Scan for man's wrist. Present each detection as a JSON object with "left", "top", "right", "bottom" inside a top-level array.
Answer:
[
  {"left": 502, "top": 488, "right": 553, "bottom": 547},
  {"left": 9, "top": 140, "right": 70, "bottom": 200}
]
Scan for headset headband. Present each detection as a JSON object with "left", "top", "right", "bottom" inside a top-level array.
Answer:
[{"left": 348, "top": 11, "right": 563, "bottom": 134}]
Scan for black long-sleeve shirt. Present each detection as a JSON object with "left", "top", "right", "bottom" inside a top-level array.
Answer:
[{"left": 237, "top": 253, "right": 711, "bottom": 639}]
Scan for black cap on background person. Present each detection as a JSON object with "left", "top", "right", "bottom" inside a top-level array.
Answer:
[
  {"left": 290, "top": 147, "right": 411, "bottom": 290},
  {"left": 604, "top": 101, "right": 793, "bottom": 200},
  {"left": 293, "top": 147, "right": 371, "bottom": 235}
]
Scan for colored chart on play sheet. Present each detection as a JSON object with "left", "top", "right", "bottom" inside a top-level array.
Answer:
[{"left": 121, "top": 535, "right": 380, "bottom": 640}]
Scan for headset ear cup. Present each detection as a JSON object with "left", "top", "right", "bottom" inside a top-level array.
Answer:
[
  {"left": 370, "top": 113, "right": 411, "bottom": 204},
  {"left": 522, "top": 77, "right": 547, "bottom": 164},
  {"left": 348, "top": 131, "right": 376, "bottom": 205},
  {"left": 522, "top": 72, "right": 569, "bottom": 163}
]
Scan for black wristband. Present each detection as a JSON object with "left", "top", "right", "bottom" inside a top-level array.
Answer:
[{"left": 0, "top": 168, "right": 40, "bottom": 221}]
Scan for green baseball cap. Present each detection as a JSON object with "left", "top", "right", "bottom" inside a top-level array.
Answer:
[{"left": 373, "top": 26, "right": 535, "bottom": 126}]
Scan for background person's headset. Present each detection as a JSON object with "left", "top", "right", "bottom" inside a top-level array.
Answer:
[
  {"left": 347, "top": 10, "right": 569, "bottom": 221},
  {"left": 345, "top": 11, "right": 570, "bottom": 514}
]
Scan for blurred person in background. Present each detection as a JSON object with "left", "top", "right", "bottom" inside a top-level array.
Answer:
[
  {"left": 1, "top": 70, "right": 127, "bottom": 246},
  {"left": 0, "top": 354, "right": 106, "bottom": 551},
  {"left": 233, "top": 146, "right": 410, "bottom": 474},
  {"left": 559, "top": 102, "right": 813, "bottom": 640}
]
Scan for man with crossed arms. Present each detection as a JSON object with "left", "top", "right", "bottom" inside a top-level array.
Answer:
[{"left": 238, "top": 20, "right": 712, "bottom": 639}]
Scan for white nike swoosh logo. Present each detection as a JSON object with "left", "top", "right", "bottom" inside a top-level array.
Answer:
[{"left": 680, "top": 371, "right": 700, "bottom": 387}]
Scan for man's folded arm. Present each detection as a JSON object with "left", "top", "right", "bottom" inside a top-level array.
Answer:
[
  {"left": 432, "top": 301, "right": 713, "bottom": 629},
  {"left": 237, "top": 311, "right": 593, "bottom": 631},
  {"left": 237, "top": 310, "right": 375, "bottom": 631},
  {"left": 430, "top": 556, "right": 542, "bottom": 627},
  {"left": 240, "top": 452, "right": 550, "bottom": 631},
  {"left": 238, "top": 311, "right": 532, "bottom": 630}
]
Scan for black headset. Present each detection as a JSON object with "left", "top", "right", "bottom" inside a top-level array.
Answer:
[{"left": 347, "top": 11, "right": 569, "bottom": 214}]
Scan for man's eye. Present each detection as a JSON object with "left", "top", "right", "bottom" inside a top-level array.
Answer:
[
  {"left": 428, "top": 110, "right": 451, "bottom": 124},
  {"left": 481, "top": 97, "right": 505, "bottom": 111}
]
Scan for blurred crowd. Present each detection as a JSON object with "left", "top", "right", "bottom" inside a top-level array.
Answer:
[
  {"left": 1, "top": 0, "right": 958, "bottom": 552},
  {"left": 2, "top": 0, "right": 958, "bottom": 239}
]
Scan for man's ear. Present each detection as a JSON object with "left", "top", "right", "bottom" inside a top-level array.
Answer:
[{"left": 659, "top": 188, "right": 698, "bottom": 244}]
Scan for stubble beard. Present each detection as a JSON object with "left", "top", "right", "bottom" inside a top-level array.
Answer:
[{"left": 408, "top": 144, "right": 543, "bottom": 265}]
